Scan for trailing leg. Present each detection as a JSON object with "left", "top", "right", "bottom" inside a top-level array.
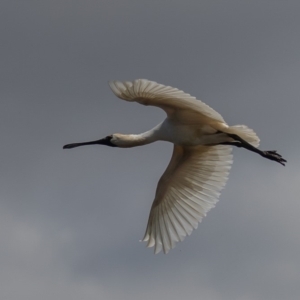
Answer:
[{"left": 221, "top": 133, "right": 286, "bottom": 166}]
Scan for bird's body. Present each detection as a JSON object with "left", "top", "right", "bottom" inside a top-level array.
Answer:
[
  {"left": 110, "top": 120, "right": 229, "bottom": 147},
  {"left": 63, "top": 79, "right": 286, "bottom": 254}
]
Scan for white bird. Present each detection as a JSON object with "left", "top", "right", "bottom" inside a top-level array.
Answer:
[{"left": 63, "top": 79, "right": 286, "bottom": 254}]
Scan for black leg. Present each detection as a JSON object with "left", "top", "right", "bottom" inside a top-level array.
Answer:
[{"left": 221, "top": 134, "right": 286, "bottom": 166}]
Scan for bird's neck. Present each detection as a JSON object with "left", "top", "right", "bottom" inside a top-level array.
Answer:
[{"left": 113, "top": 124, "right": 163, "bottom": 148}]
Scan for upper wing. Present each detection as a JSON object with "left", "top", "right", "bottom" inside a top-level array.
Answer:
[
  {"left": 109, "top": 79, "right": 225, "bottom": 124},
  {"left": 142, "top": 144, "right": 233, "bottom": 254}
]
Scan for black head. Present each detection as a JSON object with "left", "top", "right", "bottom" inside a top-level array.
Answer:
[{"left": 98, "top": 135, "right": 118, "bottom": 147}]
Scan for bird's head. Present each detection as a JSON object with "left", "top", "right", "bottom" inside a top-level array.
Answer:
[
  {"left": 63, "top": 134, "right": 118, "bottom": 149},
  {"left": 63, "top": 133, "right": 146, "bottom": 149}
]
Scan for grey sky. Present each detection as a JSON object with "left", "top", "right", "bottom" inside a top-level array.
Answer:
[{"left": 1, "top": 1, "right": 299, "bottom": 299}]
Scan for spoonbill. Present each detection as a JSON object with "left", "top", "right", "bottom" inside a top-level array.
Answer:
[{"left": 63, "top": 79, "right": 286, "bottom": 254}]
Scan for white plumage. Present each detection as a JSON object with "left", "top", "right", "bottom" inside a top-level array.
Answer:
[
  {"left": 142, "top": 145, "right": 232, "bottom": 254},
  {"left": 63, "top": 79, "right": 286, "bottom": 254}
]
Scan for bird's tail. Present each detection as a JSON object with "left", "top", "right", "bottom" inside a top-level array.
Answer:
[{"left": 225, "top": 125, "right": 260, "bottom": 147}]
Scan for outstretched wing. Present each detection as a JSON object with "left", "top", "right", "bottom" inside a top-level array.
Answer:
[
  {"left": 142, "top": 144, "right": 233, "bottom": 254},
  {"left": 109, "top": 79, "right": 225, "bottom": 124}
]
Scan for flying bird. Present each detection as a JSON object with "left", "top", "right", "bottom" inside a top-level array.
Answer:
[{"left": 63, "top": 79, "right": 286, "bottom": 254}]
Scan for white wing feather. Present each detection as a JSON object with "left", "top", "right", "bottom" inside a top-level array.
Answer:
[
  {"left": 142, "top": 145, "right": 233, "bottom": 254},
  {"left": 109, "top": 79, "right": 225, "bottom": 123}
]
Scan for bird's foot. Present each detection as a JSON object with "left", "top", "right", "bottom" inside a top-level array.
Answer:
[{"left": 262, "top": 150, "right": 287, "bottom": 166}]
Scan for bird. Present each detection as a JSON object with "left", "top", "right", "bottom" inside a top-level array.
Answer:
[{"left": 63, "top": 79, "right": 286, "bottom": 254}]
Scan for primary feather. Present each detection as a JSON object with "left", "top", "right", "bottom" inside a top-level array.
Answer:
[
  {"left": 109, "top": 79, "right": 225, "bottom": 124},
  {"left": 142, "top": 145, "right": 232, "bottom": 254}
]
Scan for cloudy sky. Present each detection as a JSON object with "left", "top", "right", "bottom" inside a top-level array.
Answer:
[{"left": 1, "top": 1, "right": 299, "bottom": 299}]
